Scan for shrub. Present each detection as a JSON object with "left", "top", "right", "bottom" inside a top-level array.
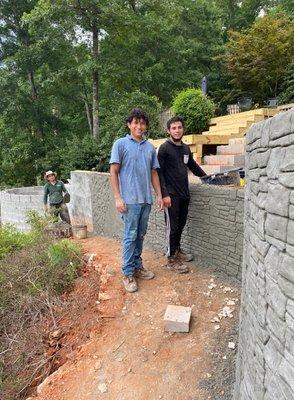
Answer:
[
  {"left": 0, "top": 225, "right": 35, "bottom": 260},
  {"left": 172, "top": 88, "right": 215, "bottom": 134},
  {"left": 0, "top": 235, "right": 82, "bottom": 398},
  {"left": 46, "top": 240, "right": 82, "bottom": 294}
]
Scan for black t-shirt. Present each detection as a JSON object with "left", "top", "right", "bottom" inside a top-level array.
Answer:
[{"left": 157, "top": 139, "right": 205, "bottom": 199}]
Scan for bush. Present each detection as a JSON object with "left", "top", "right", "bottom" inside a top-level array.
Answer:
[
  {"left": 0, "top": 225, "right": 36, "bottom": 260},
  {"left": 0, "top": 234, "right": 82, "bottom": 398},
  {"left": 172, "top": 88, "right": 215, "bottom": 134},
  {"left": 47, "top": 240, "right": 82, "bottom": 294}
]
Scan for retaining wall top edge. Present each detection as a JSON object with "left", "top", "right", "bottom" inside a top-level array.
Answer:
[
  {"left": 71, "top": 170, "right": 110, "bottom": 176},
  {"left": 4, "top": 186, "right": 43, "bottom": 195}
]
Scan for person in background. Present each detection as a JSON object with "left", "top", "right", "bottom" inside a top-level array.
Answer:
[
  {"left": 158, "top": 116, "right": 206, "bottom": 273},
  {"left": 43, "top": 170, "right": 71, "bottom": 224},
  {"left": 110, "top": 108, "right": 163, "bottom": 293}
]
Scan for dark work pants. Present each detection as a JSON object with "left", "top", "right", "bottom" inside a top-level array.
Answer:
[
  {"left": 50, "top": 202, "right": 71, "bottom": 224},
  {"left": 164, "top": 196, "right": 189, "bottom": 257}
]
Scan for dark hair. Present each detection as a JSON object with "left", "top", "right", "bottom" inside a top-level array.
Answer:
[
  {"left": 167, "top": 116, "right": 185, "bottom": 130},
  {"left": 126, "top": 108, "right": 149, "bottom": 127}
]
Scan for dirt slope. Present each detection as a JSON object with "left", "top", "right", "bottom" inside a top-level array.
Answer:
[{"left": 34, "top": 236, "right": 240, "bottom": 400}]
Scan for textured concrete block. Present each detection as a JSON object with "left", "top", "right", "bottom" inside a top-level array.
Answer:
[
  {"left": 164, "top": 305, "right": 192, "bottom": 333},
  {"left": 280, "top": 253, "right": 294, "bottom": 284},
  {"left": 265, "top": 183, "right": 290, "bottom": 217},
  {"left": 265, "top": 214, "right": 288, "bottom": 242}
]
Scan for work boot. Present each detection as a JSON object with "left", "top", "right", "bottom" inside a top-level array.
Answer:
[
  {"left": 123, "top": 276, "right": 138, "bottom": 293},
  {"left": 134, "top": 267, "right": 155, "bottom": 280},
  {"left": 166, "top": 256, "right": 189, "bottom": 274},
  {"left": 176, "top": 248, "right": 194, "bottom": 262}
]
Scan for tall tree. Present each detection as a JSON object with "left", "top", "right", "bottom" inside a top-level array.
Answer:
[{"left": 222, "top": 12, "right": 294, "bottom": 102}]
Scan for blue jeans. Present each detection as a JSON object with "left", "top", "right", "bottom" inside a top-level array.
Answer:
[{"left": 122, "top": 203, "right": 151, "bottom": 277}]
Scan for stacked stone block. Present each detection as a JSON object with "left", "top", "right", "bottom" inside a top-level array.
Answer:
[
  {"left": 146, "top": 184, "right": 244, "bottom": 279},
  {"left": 0, "top": 187, "right": 43, "bottom": 231},
  {"left": 234, "top": 109, "right": 294, "bottom": 400}
]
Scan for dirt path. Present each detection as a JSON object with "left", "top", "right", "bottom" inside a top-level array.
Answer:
[{"left": 35, "top": 237, "right": 240, "bottom": 400}]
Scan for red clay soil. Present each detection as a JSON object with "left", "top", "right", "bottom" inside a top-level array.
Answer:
[{"left": 32, "top": 236, "right": 240, "bottom": 400}]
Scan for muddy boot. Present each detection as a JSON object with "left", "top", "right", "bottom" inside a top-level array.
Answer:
[
  {"left": 176, "top": 248, "right": 194, "bottom": 262},
  {"left": 134, "top": 267, "right": 155, "bottom": 280},
  {"left": 123, "top": 276, "right": 138, "bottom": 293},
  {"left": 166, "top": 256, "right": 190, "bottom": 274}
]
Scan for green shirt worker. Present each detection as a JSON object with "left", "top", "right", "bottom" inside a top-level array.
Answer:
[{"left": 43, "top": 170, "right": 71, "bottom": 224}]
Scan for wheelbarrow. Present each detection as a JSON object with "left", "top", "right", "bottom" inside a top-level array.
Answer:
[{"left": 200, "top": 167, "right": 244, "bottom": 186}]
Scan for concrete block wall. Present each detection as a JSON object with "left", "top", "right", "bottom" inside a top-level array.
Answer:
[
  {"left": 70, "top": 171, "right": 244, "bottom": 279},
  {"left": 234, "top": 108, "right": 294, "bottom": 399},
  {"left": 0, "top": 187, "right": 44, "bottom": 231}
]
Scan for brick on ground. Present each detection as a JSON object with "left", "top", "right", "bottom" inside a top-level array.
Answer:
[{"left": 164, "top": 305, "right": 192, "bottom": 333}]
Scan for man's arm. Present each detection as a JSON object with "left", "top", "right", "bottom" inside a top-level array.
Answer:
[
  {"left": 187, "top": 148, "right": 206, "bottom": 177},
  {"left": 151, "top": 169, "right": 163, "bottom": 210},
  {"left": 157, "top": 145, "right": 171, "bottom": 208},
  {"left": 61, "top": 181, "right": 68, "bottom": 193},
  {"left": 110, "top": 163, "right": 127, "bottom": 213}
]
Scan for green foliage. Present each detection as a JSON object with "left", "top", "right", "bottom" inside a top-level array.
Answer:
[
  {"left": 0, "top": 225, "right": 35, "bottom": 260},
  {"left": 0, "top": 234, "right": 82, "bottom": 398},
  {"left": 223, "top": 12, "right": 294, "bottom": 103},
  {"left": 0, "top": 0, "right": 292, "bottom": 187},
  {"left": 172, "top": 88, "right": 215, "bottom": 134},
  {"left": 278, "top": 61, "right": 294, "bottom": 104},
  {"left": 46, "top": 240, "right": 82, "bottom": 294},
  {"left": 26, "top": 209, "right": 53, "bottom": 232}
]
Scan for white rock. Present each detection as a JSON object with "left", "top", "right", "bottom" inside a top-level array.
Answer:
[
  {"left": 219, "top": 306, "right": 234, "bottom": 318},
  {"left": 228, "top": 342, "right": 236, "bottom": 349},
  {"left": 227, "top": 300, "right": 236, "bottom": 306},
  {"left": 99, "top": 292, "right": 111, "bottom": 301},
  {"left": 94, "top": 360, "right": 102, "bottom": 371},
  {"left": 98, "top": 383, "right": 108, "bottom": 393},
  {"left": 208, "top": 283, "right": 217, "bottom": 290},
  {"left": 214, "top": 325, "right": 220, "bottom": 330}
]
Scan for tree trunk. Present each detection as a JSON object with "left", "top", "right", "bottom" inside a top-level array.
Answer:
[
  {"left": 92, "top": 22, "right": 99, "bottom": 140},
  {"left": 28, "top": 70, "right": 38, "bottom": 100},
  {"left": 84, "top": 98, "right": 93, "bottom": 135}
]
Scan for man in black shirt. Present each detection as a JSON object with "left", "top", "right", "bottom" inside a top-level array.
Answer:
[{"left": 158, "top": 116, "right": 206, "bottom": 273}]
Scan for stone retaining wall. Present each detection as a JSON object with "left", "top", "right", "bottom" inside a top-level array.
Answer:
[
  {"left": 0, "top": 187, "right": 44, "bottom": 231},
  {"left": 70, "top": 171, "right": 244, "bottom": 279},
  {"left": 234, "top": 109, "right": 294, "bottom": 399}
]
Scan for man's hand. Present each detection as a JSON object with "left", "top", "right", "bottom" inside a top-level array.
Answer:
[
  {"left": 156, "top": 196, "right": 164, "bottom": 211},
  {"left": 163, "top": 196, "right": 171, "bottom": 208},
  {"left": 115, "top": 197, "right": 127, "bottom": 213}
]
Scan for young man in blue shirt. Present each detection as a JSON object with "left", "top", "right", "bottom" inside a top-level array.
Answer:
[{"left": 110, "top": 109, "right": 163, "bottom": 293}]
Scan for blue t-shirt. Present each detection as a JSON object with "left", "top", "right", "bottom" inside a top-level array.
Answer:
[{"left": 109, "top": 135, "right": 160, "bottom": 204}]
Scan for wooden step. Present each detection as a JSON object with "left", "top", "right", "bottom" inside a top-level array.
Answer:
[
  {"left": 150, "top": 133, "right": 244, "bottom": 149},
  {"left": 210, "top": 108, "right": 279, "bottom": 124},
  {"left": 203, "top": 126, "right": 247, "bottom": 136},
  {"left": 209, "top": 115, "right": 264, "bottom": 127}
]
